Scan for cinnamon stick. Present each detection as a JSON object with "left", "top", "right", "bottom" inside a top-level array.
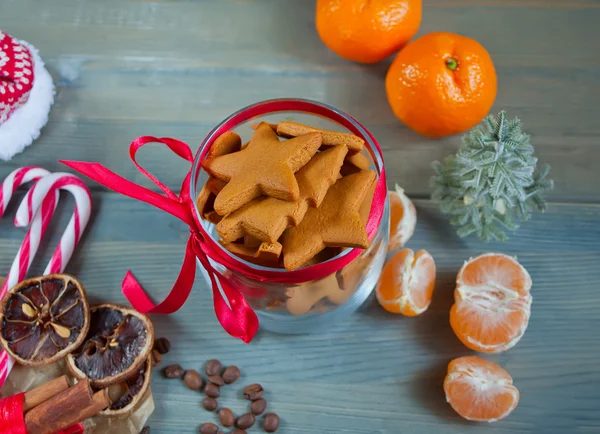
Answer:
[
  {"left": 23, "top": 375, "right": 71, "bottom": 412},
  {"left": 24, "top": 379, "right": 111, "bottom": 434}
]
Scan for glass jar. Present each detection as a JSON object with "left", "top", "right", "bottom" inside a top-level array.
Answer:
[{"left": 191, "top": 98, "right": 389, "bottom": 334}]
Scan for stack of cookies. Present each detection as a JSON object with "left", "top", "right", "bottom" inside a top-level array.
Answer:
[{"left": 196, "top": 121, "right": 376, "bottom": 271}]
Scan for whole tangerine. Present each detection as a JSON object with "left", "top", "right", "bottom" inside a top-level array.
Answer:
[
  {"left": 385, "top": 32, "right": 497, "bottom": 138},
  {"left": 316, "top": 0, "right": 422, "bottom": 64}
]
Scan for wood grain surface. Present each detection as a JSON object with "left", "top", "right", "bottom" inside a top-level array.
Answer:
[{"left": 0, "top": 0, "right": 599, "bottom": 433}]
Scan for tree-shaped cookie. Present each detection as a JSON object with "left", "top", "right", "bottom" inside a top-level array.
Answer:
[
  {"left": 216, "top": 145, "right": 348, "bottom": 243},
  {"left": 281, "top": 170, "right": 376, "bottom": 270},
  {"left": 202, "top": 123, "right": 322, "bottom": 216}
]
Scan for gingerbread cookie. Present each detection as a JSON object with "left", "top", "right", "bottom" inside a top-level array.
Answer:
[
  {"left": 341, "top": 152, "right": 371, "bottom": 176},
  {"left": 203, "top": 122, "right": 322, "bottom": 216},
  {"left": 216, "top": 145, "right": 348, "bottom": 243},
  {"left": 281, "top": 170, "right": 376, "bottom": 270},
  {"left": 196, "top": 131, "right": 242, "bottom": 222},
  {"left": 221, "top": 240, "right": 282, "bottom": 268},
  {"left": 285, "top": 273, "right": 355, "bottom": 316},
  {"left": 276, "top": 121, "right": 364, "bottom": 153}
]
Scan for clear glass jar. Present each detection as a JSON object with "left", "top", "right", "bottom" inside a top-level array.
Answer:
[{"left": 191, "top": 98, "right": 389, "bottom": 334}]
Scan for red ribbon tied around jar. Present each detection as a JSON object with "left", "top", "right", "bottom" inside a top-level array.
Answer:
[{"left": 61, "top": 99, "right": 387, "bottom": 344}]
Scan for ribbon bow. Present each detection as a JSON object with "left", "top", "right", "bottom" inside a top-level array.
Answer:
[{"left": 62, "top": 136, "right": 259, "bottom": 343}]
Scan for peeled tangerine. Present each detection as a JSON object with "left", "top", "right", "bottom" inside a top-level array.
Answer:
[
  {"left": 388, "top": 185, "right": 417, "bottom": 252},
  {"left": 444, "top": 356, "right": 519, "bottom": 422},
  {"left": 376, "top": 248, "right": 436, "bottom": 316},
  {"left": 450, "top": 253, "right": 532, "bottom": 353}
]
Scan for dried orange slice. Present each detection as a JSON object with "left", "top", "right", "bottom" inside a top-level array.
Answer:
[
  {"left": 444, "top": 356, "right": 520, "bottom": 422},
  {"left": 450, "top": 253, "right": 532, "bottom": 353},
  {"left": 388, "top": 185, "right": 416, "bottom": 251},
  {"left": 0, "top": 275, "right": 90, "bottom": 366},
  {"left": 100, "top": 356, "right": 152, "bottom": 417},
  {"left": 376, "top": 248, "right": 436, "bottom": 316},
  {"left": 67, "top": 304, "right": 154, "bottom": 388}
]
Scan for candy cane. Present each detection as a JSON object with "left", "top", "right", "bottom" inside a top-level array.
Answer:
[
  {"left": 0, "top": 167, "right": 59, "bottom": 293},
  {"left": 15, "top": 172, "right": 92, "bottom": 275},
  {"left": 0, "top": 167, "right": 60, "bottom": 383},
  {"left": 0, "top": 171, "right": 92, "bottom": 385}
]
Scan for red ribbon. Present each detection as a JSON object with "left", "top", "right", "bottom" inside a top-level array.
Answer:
[
  {"left": 60, "top": 99, "right": 387, "bottom": 344},
  {"left": 0, "top": 393, "right": 83, "bottom": 434},
  {"left": 0, "top": 393, "right": 26, "bottom": 434}
]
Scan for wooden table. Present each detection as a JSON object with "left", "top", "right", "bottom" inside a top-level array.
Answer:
[{"left": 1, "top": 1, "right": 599, "bottom": 433}]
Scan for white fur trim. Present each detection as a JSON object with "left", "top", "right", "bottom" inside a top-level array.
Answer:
[{"left": 0, "top": 40, "right": 55, "bottom": 161}]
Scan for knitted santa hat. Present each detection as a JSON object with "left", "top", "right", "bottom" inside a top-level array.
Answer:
[{"left": 0, "top": 30, "right": 54, "bottom": 161}]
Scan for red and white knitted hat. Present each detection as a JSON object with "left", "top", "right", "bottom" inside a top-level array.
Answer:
[{"left": 0, "top": 30, "right": 54, "bottom": 161}]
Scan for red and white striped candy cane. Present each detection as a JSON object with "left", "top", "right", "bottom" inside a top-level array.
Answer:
[
  {"left": 0, "top": 171, "right": 92, "bottom": 385},
  {"left": 15, "top": 172, "right": 92, "bottom": 274},
  {"left": 0, "top": 167, "right": 60, "bottom": 382}
]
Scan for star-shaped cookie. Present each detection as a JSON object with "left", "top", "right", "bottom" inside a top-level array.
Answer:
[
  {"left": 202, "top": 122, "right": 322, "bottom": 216},
  {"left": 216, "top": 145, "right": 348, "bottom": 243},
  {"left": 281, "top": 170, "right": 377, "bottom": 270}
]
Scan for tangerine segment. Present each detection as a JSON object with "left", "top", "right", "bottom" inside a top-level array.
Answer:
[
  {"left": 388, "top": 185, "right": 417, "bottom": 252},
  {"left": 376, "top": 249, "right": 436, "bottom": 316},
  {"left": 450, "top": 254, "right": 532, "bottom": 353},
  {"left": 444, "top": 356, "right": 520, "bottom": 422}
]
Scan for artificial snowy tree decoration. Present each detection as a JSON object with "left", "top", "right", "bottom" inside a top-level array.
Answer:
[
  {"left": 431, "top": 111, "right": 554, "bottom": 242},
  {"left": 0, "top": 30, "right": 55, "bottom": 161}
]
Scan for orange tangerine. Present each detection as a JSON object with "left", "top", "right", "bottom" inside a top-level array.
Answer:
[
  {"left": 444, "top": 356, "right": 520, "bottom": 422},
  {"left": 450, "top": 253, "right": 532, "bottom": 353},
  {"left": 388, "top": 185, "right": 416, "bottom": 252},
  {"left": 376, "top": 248, "right": 435, "bottom": 316}
]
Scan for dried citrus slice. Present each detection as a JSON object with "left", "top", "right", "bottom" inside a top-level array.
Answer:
[
  {"left": 100, "top": 356, "right": 152, "bottom": 417},
  {"left": 376, "top": 248, "right": 436, "bottom": 316},
  {"left": 67, "top": 304, "right": 154, "bottom": 387},
  {"left": 0, "top": 275, "right": 90, "bottom": 366},
  {"left": 388, "top": 185, "right": 417, "bottom": 251},
  {"left": 444, "top": 356, "right": 520, "bottom": 422},
  {"left": 450, "top": 253, "right": 532, "bottom": 353}
]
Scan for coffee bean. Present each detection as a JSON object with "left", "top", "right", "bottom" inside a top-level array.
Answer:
[
  {"left": 222, "top": 365, "right": 240, "bottom": 384},
  {"left": 151, "top": 349, "right": 162, "bottom": 367},
  {"left": 202, "top": 396, "right": 218, "bottom": 411},
  {"left": 184, "top": 369, "right": 204, "bottom": 391},
  {"left": 205, "top": 359, "right": 222, "bottom": 376},
  {"left": 154, "top": 337, "right": 171, "bottom": 355},
  {"left": 242, "top": 383, "right": 264, "bottom": 401},
  {"left": 208, "top": 375, "right": 225, "bottom": 386},
  {"left": 204, "top": 382, "right": 220, "bottom": 398},
  {"left": 235, "top": 412, "right": 255, "bottom": 430},
  {"left": 250, "top": 398, "right": 267, "bottom": 415},
  {"left": 217, "top": 431, "right": 225, "bottom": 434},
  {"left": 217, "top": 407, "right": 235, "bottom": 427},
  {"left": 230, "top": 430, "right": 247, "bottom": 434},
  {"left": 140, "top": 427, "right": 150, "bottom": 434},
  {"left": 163, "top": 364, "right": 184, "bottom": 379},
  {"left": 263, "top": 413, "right": 280, "bottom": 432},
  {"left": 199, "top": 422, "right": 219, "bottom": 434}
]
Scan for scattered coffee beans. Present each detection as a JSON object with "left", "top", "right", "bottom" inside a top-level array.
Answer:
[
  {"left": 250, "top": 398, "right": 267, "bottom": 415},
  {"left": 163, "top": 364, "right": 184, "bottom": 379},
  {"left": 202, "top": 396, "right": 218, "bottom": 411},
  {"left": 205, "top": 359, "right": 222, "bottom": 376},
  {"left": 208, "top": 375, "right": 225, "bottom": 387},
  {"left": 140, "top": 427, "right": 150, "bottom": 434},
  {"left": 154, "top": 337, "right": 171, "bottom": 355},
  {"left": 243, "top": 384, "right": 264, "bottom": 401},
  {"left": 263, "top": 413, "right": 280, "bottom": 432},
  {"left": 184, "top": 370, "right": 204, "bottom": 391},
  {"left": 235, "top": 413, "right": 255, "bottom": 430},
  {"left": 204, "top": 382, "right": 220, "bottom": 399},
  {"left": 217, "top": 408, "right": 235, "bottom": 427},
  {"left": 199, "top": 422, "right": 219, "bottom": 434},
  {"left": 151, "top": 349, "right": 162, "bottom": 367},
  {"left": 222, "top": 365, "right": 240, "bottom": 384}
]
